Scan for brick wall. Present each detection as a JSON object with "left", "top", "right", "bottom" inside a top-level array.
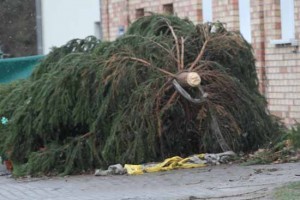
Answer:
[
  {"left": 251, "top": 0, "right": 300, "bottom": 125},
  {"left": 212, "top": 0, "right": 240, "bottom": 31},
  {"left": 102, "top": 0, "right": 242, "bottom": 39},
  {"left": 101, "top": 0, "right": 300, "bottom": 125},
  {"left": 251, "top": 0, "right": 266, "bottom": 94},
  {"left": 102, "top": 0, "right": 203, "bottom": 40}
]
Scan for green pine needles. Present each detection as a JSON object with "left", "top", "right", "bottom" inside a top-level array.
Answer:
[{"left": 0, "top": 14, "right": 280, "bottom": 176}]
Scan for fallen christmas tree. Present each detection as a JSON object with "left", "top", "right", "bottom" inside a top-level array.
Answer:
[{"left": 0, "top": 14, "right": 281, "bottom": 176}]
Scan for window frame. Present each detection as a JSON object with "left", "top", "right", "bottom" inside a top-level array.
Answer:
[
  {"left": 163, "top": 3, "right": 174, "bottom": 15},
  {"left": 135, "top": 8, "right": 145, "bottom": 19},
  {"left": 271, "top": 0, "right": 297, "bottom": 46}
]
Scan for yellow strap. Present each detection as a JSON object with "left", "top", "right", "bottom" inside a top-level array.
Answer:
[
  {"left": 126, "top": 154, "right": 207, "bottom": 175},
  {"left": 124, "top": 164, "right": 144, "bottom": 175}
]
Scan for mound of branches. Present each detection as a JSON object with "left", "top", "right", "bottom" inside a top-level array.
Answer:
[{"left": 0, "top": 15, "right": 280, "bottom": 176}]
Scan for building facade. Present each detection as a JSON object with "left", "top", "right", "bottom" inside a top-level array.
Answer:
[{"left": 101, "top": 0, "right": 300, "bottom": 125}]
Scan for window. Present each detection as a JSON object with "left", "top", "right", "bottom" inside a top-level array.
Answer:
[
  {"left": 280, "top": 0, "right": 295, "bottom": 40},
  {"left": 239, "top": 0, "right": 251, "bottom": 42},
  {"left": 117, "top": 26, "right": 125, "bottom": 37},
  {"left": 94, "top": 22, "right": 102, "bottom": 39},
  {"left": 163, "top": 4, "right": 174, "bottom": 15},
  {"left": 270, "top": 0, "right": 296, "bottom": 45},
  {"left": 136, "top": 8, "right": 145, "bottom": 19},
  {"left": 202, "top": 0, "right": 213, "bottom": 22}
]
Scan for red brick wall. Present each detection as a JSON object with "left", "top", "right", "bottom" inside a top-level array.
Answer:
[{"left": 101, "top": 0, "right": 300, "bottom": 125}]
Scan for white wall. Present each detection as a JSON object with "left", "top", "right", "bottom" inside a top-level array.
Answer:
[{"left": 41, "top": 0, "right": 100, "bottom": 54}]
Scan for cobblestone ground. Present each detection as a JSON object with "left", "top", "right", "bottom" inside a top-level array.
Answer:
[{"left": 0, "top": 162, "right": 299, "bottom": 200}]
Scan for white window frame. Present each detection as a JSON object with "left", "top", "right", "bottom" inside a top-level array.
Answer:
[{"left": 271, "top": 0, "right": 297, "bottom": 46}]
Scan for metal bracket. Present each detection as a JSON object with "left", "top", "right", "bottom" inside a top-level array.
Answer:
[{"left": 172, "top": 79, "right": 207, "bottom": 104}]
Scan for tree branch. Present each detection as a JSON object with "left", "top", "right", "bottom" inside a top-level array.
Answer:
[{"left": 189, "top": 39, "right": 209, "bottom": 71}]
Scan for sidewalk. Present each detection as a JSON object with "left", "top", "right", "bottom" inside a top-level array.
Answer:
[{"left": 0, "top": 162, "right": 299, "bottom": 200}]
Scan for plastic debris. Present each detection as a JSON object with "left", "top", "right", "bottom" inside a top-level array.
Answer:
[
  {"left": 1, "top": 117, "right": 8, "bottom": 125},
  {"left": 204, "top": 151, "right": 236, "bottom": 165},
  {"left": 96, "top": 151, "right": 236, "bottom": 176},
  {"left": 0, "top": 156, "right": 12, "bottom": 176},
  {"left": 95, "top": 164, "right": 126, "bottom": 176}
]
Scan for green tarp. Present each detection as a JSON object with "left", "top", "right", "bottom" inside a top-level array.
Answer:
[{"left": 0, "top": 55, "right": 44, "bottom": 84}]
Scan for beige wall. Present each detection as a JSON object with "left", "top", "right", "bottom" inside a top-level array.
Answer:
[{"left": 251, "top": 0, "right": 300, "bottom": 125}]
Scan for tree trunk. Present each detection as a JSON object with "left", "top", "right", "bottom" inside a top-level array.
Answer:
[{"left": 175, "top": 72, "right": 201, "bottom": 87}]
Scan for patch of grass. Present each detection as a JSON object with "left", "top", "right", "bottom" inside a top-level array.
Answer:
[
  {"left": 287, "top": 124, "right": 300, "bottom": 149},
  {"left": 274, "top": 181, "right": 300, "bottom": 200}
]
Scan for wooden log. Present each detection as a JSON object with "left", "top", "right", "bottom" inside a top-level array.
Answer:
[{"left": 176, "top": 72, "right": 201, "bottom": 87}]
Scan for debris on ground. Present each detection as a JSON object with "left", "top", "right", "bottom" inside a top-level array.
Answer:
[
  {"left": 95, "top": 151, "right": 236, "bottom": 176},
  {"left": 0, "top": 14, "right": 281, "bottom": 176},
  {"left": 94, "top": 164, "right": 126, "bottom": 176},
  {"left": 242, "top": 124, "right": 300, "bottom": 165},
  {"left": 0, "top": 156, "right": 12, "bottom": 176}
]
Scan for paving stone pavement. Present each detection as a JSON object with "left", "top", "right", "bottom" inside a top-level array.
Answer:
[{"left": 0, "top": 162, "right": 299, "bottom": 200}]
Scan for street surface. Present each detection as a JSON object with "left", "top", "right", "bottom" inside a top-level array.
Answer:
[{"left": 0, "top": 162, "right": 299, "bottom": 200}]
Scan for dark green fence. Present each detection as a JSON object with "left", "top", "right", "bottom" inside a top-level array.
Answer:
[{"left": 0, "top": 55, "right": 44, "bottom": 84}]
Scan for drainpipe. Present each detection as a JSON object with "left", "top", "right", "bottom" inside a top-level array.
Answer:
[
  {"left": 126, "top": 0, "right": 130, "bottom": 26},
  {"left": 258, "top": 2, "right": 266, "bottom": 96},
  {"left": 105, "top": 0, "right": 110, "bottom": 40},
  {"left": 0, "top": 45, "right": 3, "bottom": 59},
  {"left": 99, "top": 0, "right": 103, "bottom": 40},
  {"left": 35, "top": 0, "right": 43, "bottom": 54}
]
